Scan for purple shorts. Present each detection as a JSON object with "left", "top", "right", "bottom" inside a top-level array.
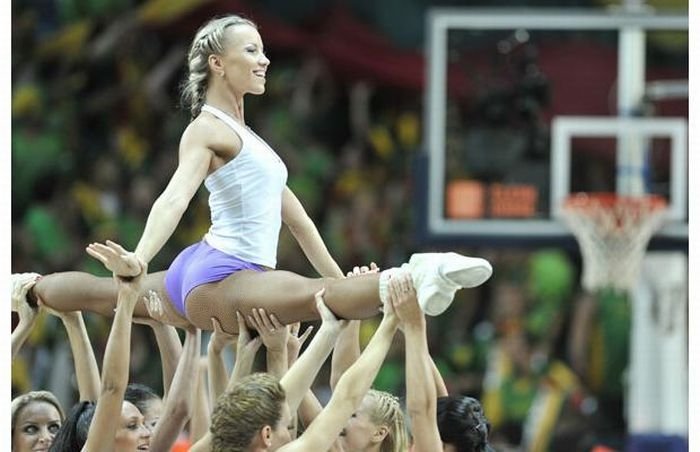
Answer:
[{"left": 164, "top": 241, "right": 264, "bottom": 316}]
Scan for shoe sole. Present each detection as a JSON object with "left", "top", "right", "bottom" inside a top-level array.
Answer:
[
  {"left": 410, "top": 252, "right": 493, "bottom": 316},
  {"left": 440, "top": 253, "right": 493, "bottom": 288}
]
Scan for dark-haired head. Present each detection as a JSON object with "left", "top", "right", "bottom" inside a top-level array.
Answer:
[
  {"left": 124, "top": 383, "right": 159, "bottom": 408},
  {"left": 437, "top": 396, "right": 493, "bottom": 452},
  {"left": 124, "top": 383, "right": 162, "bottom": 431},
  {"left": 48, "top": 401, "right": 96, "bottom": 452}
]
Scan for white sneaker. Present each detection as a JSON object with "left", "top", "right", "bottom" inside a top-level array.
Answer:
[
  {"left": 11, "top": 272, "right": 42, "bottom": 312},
  {"left": 406, "top": 252, "right": 492, "bottom": 316}
]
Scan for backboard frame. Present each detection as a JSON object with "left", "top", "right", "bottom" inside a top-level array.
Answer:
[{"left": 550, "top": 115, "right": 687, "bottom": 238}]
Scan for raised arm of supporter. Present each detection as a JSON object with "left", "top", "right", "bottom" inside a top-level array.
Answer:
[
  {"left": 43, "top": 307, "right": 101, "bottom": 402},
  {"left": 11, "top": 273, "right": 41, "bottom": 360},
  {"left": 191, "top": 314, "right": 263, "bottom": 452},
  {"left": 281, "top": 186, "right": 344, "bottom": 278},
  {"left": 149, "top": 327, "right": 201, "bottom": 452},
  {"left": 330, "top": 319, "right": 360, "bottom": 391},
  {"left": 430, "top": 354, "right": 449, "bottom": 398},
  {"left": 390, "top": 273, "right": 442, "bottom": 452},
  {"left": 133, "top": 303, "right": 183, "bottom": 397},
  {"left": 189, "top": 433, "right": 211, "bottom": 452},
  {"left": 285, "top": 322, "right": 314, "bottom": 440},
  {"left": 286, "top": 322, "right": 314, "bottom": 368},
  {"left": 330, "top": 264, "right": 378, "bottom": 390},
  {"left": 81, "top": 259, "right": 146, "bottom": 452},
  {"left": 293, "top": 317, "right": 327, "bottom": 430},
  {"left": 189, "top": 357, "right": 211, "bottom": 444},
  {"left": 295, "top": 390, "right": 344, "bottom": 452},
  {"left": 227, "top": 312, "right": 263, "bottom": 389},
  {"left": 296, "top": 299, "right": 351, "bottom": 445},
  {"left": 280, "top": 296, "right": 398, "bottom": 452},
  {"left": 249, "top": 308, "right": 289, "bottom": 379},
  {"left": 279, "top": 289, "right": 346, "bottom": 414},
  {"left": 296, "top": 390, "right": 324, "bottom": 431},
  {"left": 207, "top": 317, "right": 236, "bottom": 407}
]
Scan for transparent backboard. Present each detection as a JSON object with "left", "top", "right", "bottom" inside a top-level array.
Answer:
[{"left": 421, "top": 8, "right": 688, "bottom": 246}]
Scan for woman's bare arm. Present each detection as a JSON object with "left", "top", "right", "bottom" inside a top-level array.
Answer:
[
  {"left": 207, "top": 317, "right": 236, "bottom": 407},
  {"left": 133, "top": 131, "right": 212, "bottom": 265},
  {"left": 279, "top": 290, "right": 346, "bottom": 414},
  {"left": 429, "top": 355, "right": 449, "bottom": 397},
  {"left": 329, "top": 264, "right": 379, "bottom": 390},
  {"left": 330, "top": 320, "right": 360, "bottom": 391},
  {"left": 391, "top": 274, "right": 442, "bottom": 452},
  {"left": 281, "top": 304, "right": 398, "bottom": 452},
  {"left": 295, "top": 390, "right": 345, "bottom": 452},
  {"left": 227, "top": 312, "right": 262, "bottom": 389},
  {"left": 281, "top": 187, "right": 344, "bottom": 278},
  {"left": 248, "top": 308, "right": 288, "bottom": 379},
  {"left": 55, "top": 311, "right": 101, "bottom": 401},
  {"left": 191, "top": 313, "right": 263, "bottom": 452},
  {"left": 86, "top": 125, "right": 214, "bottom": 276},
  {"left": 189, "top": 357, "right": 211, "bottom": 444},
  {"left": 82, "top": 259, "right": 146, "bottom": 452},
  {"left": 150, "top": 328, "right": 201, "bottom": 451},
  {"left": 189, "top": 434, "right": 211, "bottom": 452},
  {"left": 286, "top": 322, "right": 314, "bottom": 440},
  {"left": 133, "top": 314, "right": 183, "bottom": 397}
]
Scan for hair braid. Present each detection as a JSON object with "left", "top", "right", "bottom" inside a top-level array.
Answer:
[
  {"left": 437, "top": 395, "right": 493, "bottom": 452},
  {"left": 366, "top": 389, "right": 409, "bottom": 452}
]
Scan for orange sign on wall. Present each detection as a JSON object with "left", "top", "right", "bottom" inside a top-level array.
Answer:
[
  {"left": 489, "top": 183, "right": 538, "bottom": 218},
  {"left": 446, "top": 180, "right": 538, "bottom": 219},
  {"left": 446, "top": 180, "right": 486, "bottom": 218}
]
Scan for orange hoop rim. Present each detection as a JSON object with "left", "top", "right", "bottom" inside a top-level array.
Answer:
[{"left": 563, "top": 192, "right": 667, "bottom": 211}]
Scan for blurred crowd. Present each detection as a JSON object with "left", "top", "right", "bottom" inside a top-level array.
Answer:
[{"left": 10, "top": 1, "right": 656, "bottom": 450}]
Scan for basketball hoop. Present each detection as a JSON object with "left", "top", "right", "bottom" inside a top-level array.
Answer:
[{"left": 561, "top": 193, "right": 668, "bottom": 293}]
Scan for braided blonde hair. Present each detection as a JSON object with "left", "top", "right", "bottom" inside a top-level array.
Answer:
[
  {"left": 181, "top": 15, "right": 257, "bottom": 118},
  {"left": 365, "top": 389, "right": 409, "bottom": 452}
]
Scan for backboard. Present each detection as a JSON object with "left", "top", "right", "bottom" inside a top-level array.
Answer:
[{"left": 420, "top": 8, "right": 688, "bottom": 248}]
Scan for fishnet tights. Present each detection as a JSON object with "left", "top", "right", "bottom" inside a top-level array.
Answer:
[{"left": 185, "top": 270, "right": 382, "bottom": 334}]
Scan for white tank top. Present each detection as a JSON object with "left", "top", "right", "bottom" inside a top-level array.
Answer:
[{"left": 201, "top": 104, "right": 288, "bottom": 268}]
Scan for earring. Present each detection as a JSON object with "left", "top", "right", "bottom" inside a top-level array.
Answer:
[{"left": 220, "top": 72, "right": 225, "bottom": 78}]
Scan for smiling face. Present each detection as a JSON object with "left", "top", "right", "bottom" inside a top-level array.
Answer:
[
  {"left": 114, "top": 401, "right": 151, "bottom": 452},
  {"left": 212, "top": 23, "right": 270, "bottom": 97},
  {"left": 12, "top": 400, "right": 62, "bottom": 452}
]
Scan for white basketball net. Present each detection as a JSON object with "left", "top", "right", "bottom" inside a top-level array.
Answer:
[{"left": 561, "top": 193, "right": 668, "bottom": 293}]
